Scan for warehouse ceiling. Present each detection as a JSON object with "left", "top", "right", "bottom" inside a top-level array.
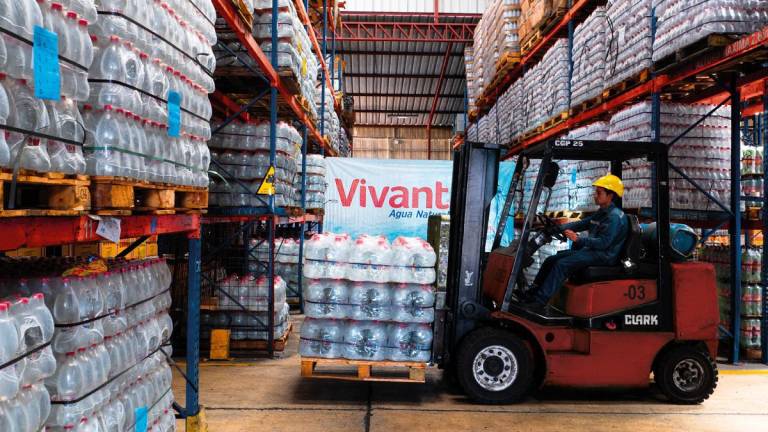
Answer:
[{"left": 338, "top": 12, "right": 480, "bottom": 127}]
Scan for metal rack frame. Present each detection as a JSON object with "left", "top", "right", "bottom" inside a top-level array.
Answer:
[{"left": 467, "top": 2, "right": 768, "bottom": 364}]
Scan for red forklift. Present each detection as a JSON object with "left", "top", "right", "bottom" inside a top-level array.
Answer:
[{"left": 433, "top": 138, "right": 720, "bottom": 404}]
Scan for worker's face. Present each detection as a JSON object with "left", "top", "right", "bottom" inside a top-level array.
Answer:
[{"left": 594, "top": 187, "right": 613, "bottom": 207}]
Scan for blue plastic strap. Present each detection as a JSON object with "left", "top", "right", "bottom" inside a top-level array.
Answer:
[
  {"left": 135, "top": 407, "right": 148, "bottom": 432},
  {"left": 33, "top": 26, "right": 61, "bottom": 101},
  {"left": 167, "top": 90, "right": 182, "bottom": 137}
]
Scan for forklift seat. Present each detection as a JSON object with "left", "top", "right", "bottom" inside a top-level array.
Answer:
[{"left": 571, "top": 214, "right": 658, "bottom": 284}]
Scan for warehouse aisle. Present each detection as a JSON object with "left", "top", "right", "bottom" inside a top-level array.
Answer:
[{"left": 173, "top": 316, "right": 768, "bottom": 432}]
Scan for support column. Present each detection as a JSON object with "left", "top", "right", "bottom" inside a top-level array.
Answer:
[
  {"left": 186, "top": 231, "right": 202, "bottom": 418},
  {"left": 730, "top": 77, "right": 742, "bottom": 363}
]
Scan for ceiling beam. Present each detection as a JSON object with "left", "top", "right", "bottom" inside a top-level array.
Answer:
[
  {"left": 341, "top": 11, "right": 482, "bottom": 19},
  {"left": 337, "top": 21, "right": 475, "bottom": 43},
  {"left": 347, "top": 92, "right": 465, "bottom": 98},
  {"left": 356, "top": 109, "right": 462, "bottom": 114},
  {"left": 346, "top": 73, "right": 465, "bottom": 79},
  {"left": 339, "top": 50, "right": 465, "bottom": 57}
]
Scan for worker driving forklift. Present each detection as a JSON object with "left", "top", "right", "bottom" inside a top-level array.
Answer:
[{"left": 434, "top": 138, "right": 719, "bottom": 406}]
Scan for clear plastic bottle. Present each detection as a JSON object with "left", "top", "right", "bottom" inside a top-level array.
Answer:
[
  {"left": 0, "top": 76, "right": 10, "bottom": 168},
  {"left": 49, "top": 351, "right": 84, "bottom": 401},
  {"left": 343, "top": 321, "right": 387, "bottom": 361},
  {"left": 387, "top": 323, "right": 433, "bottom": 362},
  {"left": 298, "top": 318, "right": 344, "bottom": 359}
]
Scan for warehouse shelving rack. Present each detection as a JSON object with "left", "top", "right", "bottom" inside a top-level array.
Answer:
[
  {"left": 0, "top": 215, "right": 207, "bottom": 423},
  {"left": 195, "top": 0, "right": 339, "bottom": 357},
  {"left": 467, "top": 1, "right": 768, "bottom": 364}
]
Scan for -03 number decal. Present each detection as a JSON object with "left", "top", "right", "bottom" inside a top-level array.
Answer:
[{"left": 625, "top": 284, "right": 646, "bottom": 300}]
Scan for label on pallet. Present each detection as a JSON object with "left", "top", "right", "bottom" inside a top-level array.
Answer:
[
  {"left": 95, "top": 216, "right": 121, "bottom": 243},
  {"left": 167, "top": 90, "right": 182, "bottom": 138},
  {"left": 135, "top": 406, "right": 148, "bottom": 432},
  {"left": 257, "top": 166, "right": 276, "bottom": 195},
  {"left": 33, "top": 26, "right": 61, "bottom": 101}
]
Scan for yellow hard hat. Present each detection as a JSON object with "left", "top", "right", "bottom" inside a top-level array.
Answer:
[{"left": 593, "top": 174, "right": 624, "bottom": 198}]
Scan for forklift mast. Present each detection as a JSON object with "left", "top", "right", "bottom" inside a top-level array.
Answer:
[{"left": 440, "top": 140, "right": 500, "bottom": 364}]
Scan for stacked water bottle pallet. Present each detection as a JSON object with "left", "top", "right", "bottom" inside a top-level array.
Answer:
[
  {"left": 518, "top": 0, "right": 568, "bottom": 55},
  {"left": 652, "top": 0, "right": 768, "bottom": 72},
  {"left": 0, "top": 256, "right": 176, "bottom": 431},
  {"left": 200, "top": 272, "right": 292, "bottom": 356},
  {"left": 90, "top": 177, "right": 208, "bottom": 215},
  {"left": 299, "top": 233, "right": 436, "bottom": 383},
  {"left": 0, "top": 171, "right": 91, "bottom": 216}
]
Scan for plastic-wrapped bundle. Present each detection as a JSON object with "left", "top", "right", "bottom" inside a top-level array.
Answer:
[
  {"left": 304, "top": 233, "right": 352, "bottom": 261},
  {"left": 570, "top": 7, "right": 609, "bottom": 107},
  {"left": 349, "top": 235, "right": 392, "bottom": 265},
  {"left": 217, "top": 274, "right": 288, "bottom": 311},
  {"left": 346, "top": 263, "right": 392, "bottom": 284},
  {"left": 391, "top": 237, "right": 437, "bottom": 267},
  {"left": 343, "top": 321, "right": 387, "bottom": 361},
  {"left": 303, "top": 154, "right": 327, "bottom": 210},
  {"left": 565, "top": 122, "right": 611, "bottom": 212},
  {"left": 303, "top": 259, "right": 349, "bottom": 280},
  {"left": 605, "top": 0, "right": 653, "bottom": 88},
  {"left": 304, "top": 279, "right": 349, "bottom": 319},
  {"left": 347, "top": 282, "right": 392, "bottom": 321},
  {"left": 547, "top": 160, "right": 577, "bottom": 213},
  {"left": 391, "top": 284, "right": 436, "bottom": 323},
  {"left": 653, "top": 0, "right": 768, "bottom": 62},
  {"left": 608, "top": 101, "right": 731, "bottom": 209},
  {"left": 299, "top": 318, "right": 345, "bottom": 359},
  {"left": 386, "top": 323, "right": 433, "bottom": 362}
]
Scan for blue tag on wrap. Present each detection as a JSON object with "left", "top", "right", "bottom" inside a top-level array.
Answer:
[
  {"left": 33, "top": 26, "right": 61, "bottom": 100},
  {"left": 135, "top": 406, "right": 148, "bottom": 432},
  {"left": 571, "top": 167, "right": 577, "bottom": 185},
  {"left": 168, "top": 90, "right": 182, "bottom": 137}
]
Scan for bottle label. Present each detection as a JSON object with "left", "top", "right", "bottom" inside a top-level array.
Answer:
[
  {"left": 33, "top": 26, "right": 61, "bottom": 101},
  {"left": 167, "top": 90, "right": 182, "bottom": 138}
]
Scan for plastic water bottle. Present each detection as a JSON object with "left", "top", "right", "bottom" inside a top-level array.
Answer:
[
  {"left": 0, "top": 302, "right": 20, "bottom": 364},
  {"left": 391, "top": 284, "right": 436, "bottom": 323},
  {"left": 299, "top": 318, "right": 344, "bottom": 359},
  {"left": 0, "top": 77, "right": 10, "bottom": 168},
  {"left": 347, "top": 283, "right": 392, "bottom": 321},
  {"left": 304, "top": 279, "right": 349, "bottom": 319},
  {"left": 387, "top": 323, "right": 433, "bottom": 362},
  {"left": 344, "top": 321, "right": 387, "bottom": 361}
]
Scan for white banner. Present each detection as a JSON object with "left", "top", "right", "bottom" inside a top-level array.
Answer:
[{"left": 324, "top": 158, "right": 452, "bottom": 239}]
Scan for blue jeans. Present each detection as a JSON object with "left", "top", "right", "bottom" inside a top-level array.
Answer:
[{"left": 532, "top": 250, "right": 605, "bottom": 304}]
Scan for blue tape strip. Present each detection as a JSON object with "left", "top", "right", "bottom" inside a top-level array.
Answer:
[
  {"left": 33, "top": 26, "right": 61, "bottom": 101},
  {"left": 135, "top": 406, "right": 148, "bottom": 432},
  {"left": 168, "top": 90, "right": 182, "bottom": 138}
]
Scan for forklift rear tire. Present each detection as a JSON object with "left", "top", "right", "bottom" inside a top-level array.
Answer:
[
  {"left": 457, "top": 328, "right": 534, "bottom": 404},
  {"left": 654, "top": 345, "right": 718, "bottom": 404}
]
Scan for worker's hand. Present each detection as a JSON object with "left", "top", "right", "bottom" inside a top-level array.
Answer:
[{"left": 564, "top": 229, "right": 579, "bottom": 242}]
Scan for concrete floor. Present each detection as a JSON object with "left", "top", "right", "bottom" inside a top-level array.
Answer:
[{"left": 173, "top": 316, "right": 768, "bottom": 432}]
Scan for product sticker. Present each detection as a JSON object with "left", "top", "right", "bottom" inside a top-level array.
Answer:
[
  {"left": 96, "top": 216, "right": 121, "bottom": 244},
  {"left": 168, "top": 90, "right": 182, "bottom": 137},
  {"left": 135, "top": 407, "right": 148, "bottom": 432},
  {"left": 33, "top": 26, "right": 61, "bottom": 100}
]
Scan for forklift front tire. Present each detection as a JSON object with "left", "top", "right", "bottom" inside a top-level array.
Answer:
[
  {"left": 654, "top": 345, "right": 718, "bottom": 404},
  {"left": 457, "top": 328, "right": 534, "bottom": 404}
]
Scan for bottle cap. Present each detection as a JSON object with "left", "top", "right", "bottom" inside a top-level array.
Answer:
[
  {"left": 104, "top": 104, "right": 114, "bottom": 111},
  {"left": 0, "top": 302, "right": 8, "bottom": 312},
  {"left": 33, "top": 293, "right": 44, "bottom": 300},
  {"left": 51, "top": 3, "right": 63, "bottom": 11},
  {"left": 66, "top": 11, "right": 77, "bottom": 19},
  {"left": 79, "top": 19, "right": 88, "bottom": 26},
  {"left": 110, "top": 35, "right": 120, "bottom": 43},
  {"left": 83, "top": 103, "right": 93, "bottom": 110}
]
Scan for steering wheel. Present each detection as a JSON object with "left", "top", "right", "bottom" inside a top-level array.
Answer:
[{"left": 536, "top": 213, "right": 567, "bottom": 242}]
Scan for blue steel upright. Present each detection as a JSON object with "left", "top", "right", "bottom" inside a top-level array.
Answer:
[
  {"left": 730, "top": 79, "right": 743, "bottom": 363},
  {"left": 186, "top": 233, "right": 202, "bottom": 417},
  {"left": 763, "top": 88, "right": 768, "bottom": 364}
]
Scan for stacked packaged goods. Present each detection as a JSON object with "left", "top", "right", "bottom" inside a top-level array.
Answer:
[
  {"left": 303, "top": 154, "right": 326, "bottom": 210},
  {"left": 604, "top": 0, "right": 653, "bottom": 89},
  {"left": 253, "top": 0, "right": 319, "bottom": 120},
  {"left": 518, "top": 0, "right": 568, "bottom": 47},
  {"left": 0, "top": 257, "right": 175, "bottom": 431},
  {"left": 208, "top": 120, "right": 301, "bottom": 208},
  {"left": 464, "top": 47, "right": 479, "bottom": 112},
  {"left": 0, "top": 0, "right": 97, "bottom": 174},
  {"left": 570, "top": 7, "right": 608, "bottom": 107},
  {"left": 514, "top": 39, "right": 568, "bottom": 135},
  {"left": 607, "top": 101, "right": 732, "bottom": 210},
  {"left": 83, "top": 0, "right": 216, "bottom": 187},
  {"left": 299, "top": 234, "right": 437, "bottom": 362},
  {"left": 467, "top": 0, "right": 521, "bottom": 103},
  {"left": 315, "top": 82, "right": 340, "bottom": 153},
  {"left": 249, "top": 236, "right": 302, "bottom": 300},
  {"left": 212, "top": 273, "right": 291, "bottom": 341},
  {"left": 337, "top": 127, "right": 351, "bottom": 157},
  {"left": 653, "top": 0, "right": 768, "bottom": 63}
]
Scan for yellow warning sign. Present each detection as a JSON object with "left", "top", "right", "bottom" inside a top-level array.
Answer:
[{"left": 257, "top": 166, "right": 276, "bottom": 195}]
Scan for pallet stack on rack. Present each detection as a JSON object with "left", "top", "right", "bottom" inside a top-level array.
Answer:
[
  {"left": 465, "top": 0, "right": 768, "bottom": 364},
  {"left": 198, "top": 0, "right": 344, "bottom": 358}
]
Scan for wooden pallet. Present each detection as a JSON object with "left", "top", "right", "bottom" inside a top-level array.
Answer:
[
  {"left": 277, "top": 67, "right": 302, "bottom": 96},
  {"left": 654, "top": 34, "right": 740, "bottom": 74},
  {"left": 569, "top": 94, "right": 604, "bottom": 117},
  {"left": 206, "top": 322, "right": 293, "bottom": 360},
  {"left": 90, "top": 177, "right": 208, "bottom": 215},
  {"left": 744, "top": 348, "right": 763, "bottom": 361},
  {"left": 520, "top": 28, "right": 544, "bottom": 57},
  {"left": 231, "top": 0, "right": 254, "bottom": 29},
  {"left": 0, "top": 171, "right": 90, "bottom": 217},
  {"left": 301, "top": 357, "right": 427, "bottom": 383},
  {"left": 285, "top": 206, "right": 305, "bottom": 217},
  {"left": 602, "top": 68, "right": 651, "bottom": 101},
  {"left": 538, "top": 110, "right": 569, "bottom": 132},
  {"left": 307, "top": 208, "right": 324, "bottom": 217}
]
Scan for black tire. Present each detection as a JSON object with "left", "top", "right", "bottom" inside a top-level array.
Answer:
[
  {"left": 456, "top": 327, "right": 534, "bottom": 404},
  {"left": 653, "top": 345, "right": 718, "bottom": 404}
]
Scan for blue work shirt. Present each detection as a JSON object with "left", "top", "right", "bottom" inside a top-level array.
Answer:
[{"left": 562, "top": 203, "right": 628, "bottom": 264}]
